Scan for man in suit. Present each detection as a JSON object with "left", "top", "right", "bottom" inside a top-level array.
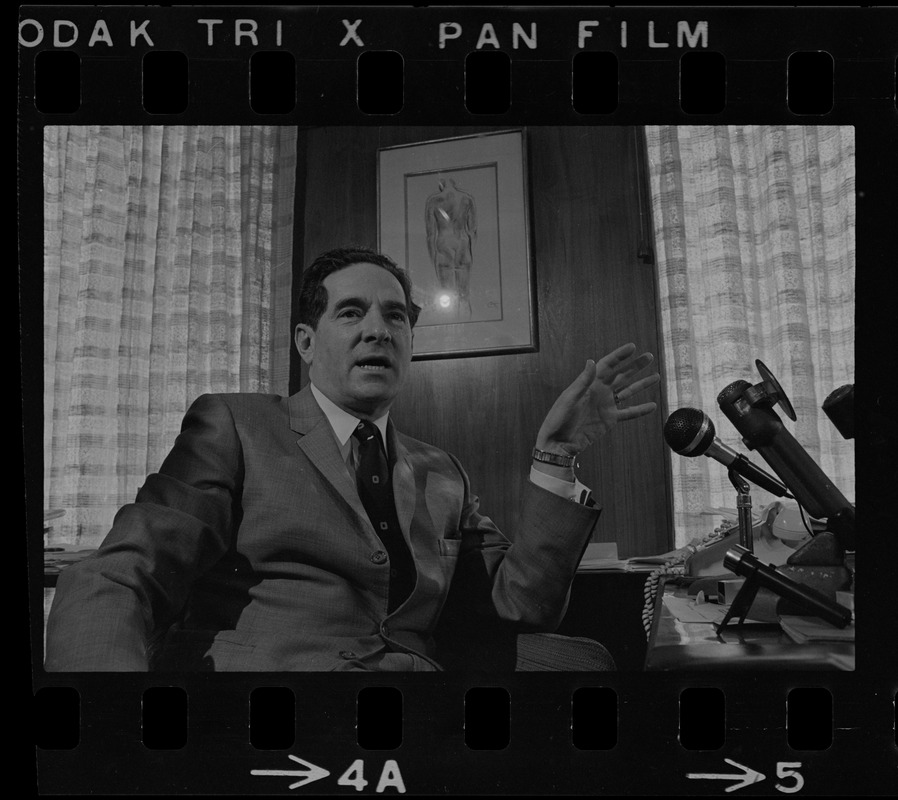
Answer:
[{"left": 45, "top": 246, "right": 659, "bottom": 671}]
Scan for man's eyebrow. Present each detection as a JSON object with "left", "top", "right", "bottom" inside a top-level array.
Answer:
[
  {"left": 382, "top": 299, "right": 409, "bottom": 315},
  {"left": 332, "top": 296, "right": 369, "bottom": 314}
]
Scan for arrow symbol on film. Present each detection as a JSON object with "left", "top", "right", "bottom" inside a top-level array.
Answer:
[
  {"left": 687, "top": 758, "right": 766, "bottom": 792},
  {"left": 251, "top": 754, "right": 330, "bottom": 790}
]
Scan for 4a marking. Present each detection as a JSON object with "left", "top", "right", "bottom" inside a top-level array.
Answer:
[{"left": 252, "top": 756, "right": 406, "bottom": 793}]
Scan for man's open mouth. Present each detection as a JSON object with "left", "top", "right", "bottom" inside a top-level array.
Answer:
[{"left": 356, "top": 356, "right": 392, "bottom": 371}]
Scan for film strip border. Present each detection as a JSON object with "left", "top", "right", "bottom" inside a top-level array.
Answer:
[
  {"left": 23, "top": 43, "right": 893, "bottom": 119},
  {"left": 32, "top": 675, "right": 898, "bottom": 794},
  {"left": 33, "top": 683, "right": 861, "bottom": 752},
  {"left": 17, "top": 6, "right": 898, "bottom": 123}
]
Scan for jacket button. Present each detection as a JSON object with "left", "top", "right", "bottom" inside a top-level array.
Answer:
[
  {"left": 370, "top": 550, "right": 388, "bottom": 564},
  {"left": 339, "top": 650, "right": 357, "bottom": 659},
  {"left": 380, "top": 623, "right": 390, "bottom": 637}
]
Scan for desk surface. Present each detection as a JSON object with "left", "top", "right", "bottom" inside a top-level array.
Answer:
[{"left": 645, "top": 580, "right": 855, "bottom": 671}]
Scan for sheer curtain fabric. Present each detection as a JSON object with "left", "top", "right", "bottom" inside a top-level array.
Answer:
[
  {"left": 43, "top": 125, "right": 297, "bottom": 546},
  {"left": 645, "top": 126, "right": 855, "bottom": 546}
]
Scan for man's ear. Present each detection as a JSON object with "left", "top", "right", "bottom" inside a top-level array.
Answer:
[{"left": 294, "top": 323, "right": 315, "bottom": 365}]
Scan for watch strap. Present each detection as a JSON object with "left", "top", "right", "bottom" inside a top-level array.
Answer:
[{"left": 531, "top": 448, "right": 576, "bottom": 468}]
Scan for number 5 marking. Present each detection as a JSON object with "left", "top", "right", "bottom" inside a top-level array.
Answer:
[{"left": 775, "top": 762, "right": 804, "bottom": 794}]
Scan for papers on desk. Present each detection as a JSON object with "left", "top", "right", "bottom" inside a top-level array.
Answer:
[
  {"left": 661, "top": 594, "right": 859, "bottom": 645},
  {"left": 778, "top": 615, "right": 856, "bottom": 644},
  {"left": 577, "top": 542, "right": 675, "bottom": 573},
  {"left": 577, "top": 542, "right": 625, "bottom": 571},
  {"left": 662, "top": 592, "right": 775, "bottom": 625},
  {"left": 779, "top": 616, "right": 856, "bottom": 669},
  {"left": 662, "top": 593, "right": 728, "bottom": 624}
]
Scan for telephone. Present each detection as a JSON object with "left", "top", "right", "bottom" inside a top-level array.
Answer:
[
  {"left": 684, "top": 501, "right": 817, "bottom": 586},
  {"left": 640, "top": 500, "right": 820, "bottom": 636},
  {"left": 683, "top": 525, "right": 741, "bottom": 578}
]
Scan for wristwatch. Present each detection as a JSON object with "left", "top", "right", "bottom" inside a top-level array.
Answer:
[{"left": 531, "top": 448, "right": 576, "bottom": 468}]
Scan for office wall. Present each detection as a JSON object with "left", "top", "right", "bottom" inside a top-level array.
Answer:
[{"left": 293, "top": 126, "right": 673, "bottom": 557}]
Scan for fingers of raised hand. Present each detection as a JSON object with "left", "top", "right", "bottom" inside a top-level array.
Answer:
[
  {"left": 595, "top": 343, "right": 638, "bottom": 375},
  {"left": 613, "top": 372, "right": 661, "bottom": 403},
  {"left": 597, "top": 345, "right": 655, "bottom": 382},
  {"left": 616, "top": 400, "right": 658, "bottom": 421},
  {"left": 613, "top": 352, "right": 655, "bottom": 383}
]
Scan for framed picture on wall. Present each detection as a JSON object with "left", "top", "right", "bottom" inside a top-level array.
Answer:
[{"left": 377, "top": 129, "right": 537, "bottom": 359}]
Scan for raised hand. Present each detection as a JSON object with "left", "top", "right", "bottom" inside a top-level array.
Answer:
[{"left": 535, "top": 343, "right": 661, "bottom": 458}]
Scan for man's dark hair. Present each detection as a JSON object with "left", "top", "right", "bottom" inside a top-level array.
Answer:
[{"left": 298, "top": 247, "right": 421, "bottom": 329}]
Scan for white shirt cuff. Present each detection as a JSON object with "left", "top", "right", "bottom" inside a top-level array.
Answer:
[{"left": 529, "top": 466, "right": 594, "bottom": 505}]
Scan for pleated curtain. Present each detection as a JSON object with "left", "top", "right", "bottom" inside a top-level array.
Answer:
[
  {"left": 43, "top": 125, "right": 297, "bottom": 547},
  {"left": 644, "top": 126, "right": 855, "bottom": 546}
]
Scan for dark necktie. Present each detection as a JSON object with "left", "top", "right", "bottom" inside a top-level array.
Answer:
[{"left": 352, "top": 420, "right": 416, "bottom": 612}]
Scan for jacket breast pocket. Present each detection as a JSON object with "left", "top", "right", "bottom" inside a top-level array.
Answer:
[{"left": 439, "top": 538, "right": 461, "bottom": 557}]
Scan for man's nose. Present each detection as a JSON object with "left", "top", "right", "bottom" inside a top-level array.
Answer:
[{"left": 362, "top": 312, "right": 392, "bottom": 342}]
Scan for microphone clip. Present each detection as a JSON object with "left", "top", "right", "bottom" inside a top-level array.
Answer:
[{"left": 742, "top": 359, "right": 798, "bottom": 422}]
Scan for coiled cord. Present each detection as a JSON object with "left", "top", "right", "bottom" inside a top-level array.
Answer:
[{"left": 640, "top": 520, "right": 739, "bottom": 639}]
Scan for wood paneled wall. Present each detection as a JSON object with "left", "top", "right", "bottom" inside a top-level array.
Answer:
[{"left": 292, "top": 126, "right": 673, "bottom": 557}]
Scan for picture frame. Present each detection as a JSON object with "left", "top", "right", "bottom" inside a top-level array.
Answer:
[{"left": 377, "top": 129, "right": 537, "bottom": 359}]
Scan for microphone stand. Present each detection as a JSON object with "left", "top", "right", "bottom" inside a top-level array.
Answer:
[{"left": 728, "top": 468, "right": 754, "bottom": 554}]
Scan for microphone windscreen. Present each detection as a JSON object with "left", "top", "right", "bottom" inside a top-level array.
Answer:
[{"left": 663, "top": 407, "right": 715, "bottom": 455}]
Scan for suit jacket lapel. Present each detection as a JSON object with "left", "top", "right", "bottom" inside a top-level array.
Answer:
[{"left": 288, "top": 386, "right": 372, "bottom": 530}]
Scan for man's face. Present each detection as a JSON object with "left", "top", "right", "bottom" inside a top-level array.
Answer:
[{"left": 295, "top": 263, "right": 413, "bottom": 419}]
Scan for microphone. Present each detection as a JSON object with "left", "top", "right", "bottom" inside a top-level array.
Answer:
[
  {"left": 724, "top": 546, "right": 852, "bottom": 628},
  {"left": 663, "top": 407, "right": 794, "bottom": 498}
]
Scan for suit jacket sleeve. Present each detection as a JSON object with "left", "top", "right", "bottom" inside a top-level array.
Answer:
[
  {"left": 44, "top": 394, "right": 242, "bottom": 671},
  {"left": 437, "top": 453, "right": 600, "bottom": 637}
]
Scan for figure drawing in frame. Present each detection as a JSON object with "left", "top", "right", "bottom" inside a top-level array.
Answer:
[{"left": 424, "top": 177, "right": 477, "bottom": 320}]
